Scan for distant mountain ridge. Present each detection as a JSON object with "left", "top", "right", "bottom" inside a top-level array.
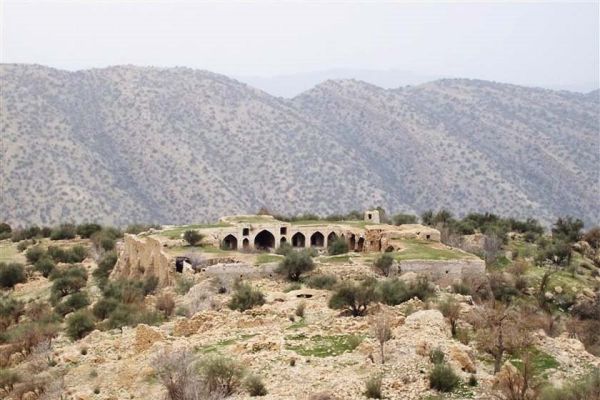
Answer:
[{"left": 1, "top": 64, "right": 598, "bottom": 226}]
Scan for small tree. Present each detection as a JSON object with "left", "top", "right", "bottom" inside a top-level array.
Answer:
[
  {"left": 66, "top": 310, "right": 95, "bottom": 340},
  {"left": 392, "top": 213, "right": 417, "bottom": 225},
  {"left": 228, "top": 282, "right": 265, "bottom": 312},
  {"left": 276, "top": 251, "right": 314, "bottom": 281},
  {"left": 552, "top": 216, "right": 584, "bottom": 244},
  {"left": 328, "top": 238, "right": 349, "bottom": 255},
  {"left": 50, "top": 223, "right": 77, "bottom": 240},
  {"left": 0, "top": 263, "right": 26, "bottom": 289},
  {"left": 373, "top": 253, "right": 394, "bottom": 277},
  {"left": 183, "top": 230, "right": 203, "bottom": 246},
  {"left": 371, "top": 313, "right": 392, "bottom": 364},
  {"left": 438, "top": 298, "right": 461, "bottom": 337},
  {"left": 328, "top": 279, "right": 376, "bottom": 317}
]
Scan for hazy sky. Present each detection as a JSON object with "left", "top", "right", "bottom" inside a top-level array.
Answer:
[{"left": 1, "top": 1, "right": 598, "bottom": 89}]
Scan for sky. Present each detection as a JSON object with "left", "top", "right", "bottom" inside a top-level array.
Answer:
[{"left": 1, "top": 0, "right": 599, "bottom": 93}]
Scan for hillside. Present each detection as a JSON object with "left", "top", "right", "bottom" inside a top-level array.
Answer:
[{"left": 1, "top": 64, "right": 598, "bottom": 226}]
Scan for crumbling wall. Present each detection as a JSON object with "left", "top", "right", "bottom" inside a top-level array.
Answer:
[
  {"left": 399, "top": 259, "right": 485, "bottom": 281},
  {"left": 111, "top": 234, "right": 173, "bottom": 287}
]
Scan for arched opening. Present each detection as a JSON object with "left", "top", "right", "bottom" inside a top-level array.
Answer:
[
  {"left": 310, "top": 232, "right": 325, "bottom": 247},
  {"left": 349, "top": 234, "right": 356, "bottom": 250},
  {"left": 242, "top": 238, "right": 250, "bottom": 250},
  {"left": 292, "top": 232, "right": 305, "bottom": 248},
  {"left": 175, "top": 257, "right": 190, "bottom": 273},
  {"left": 254, "top": 230, "right": 275, "bottom": 250},
  {"left": 357, "top": 237, "right": 365, "bottom": 252},
  {"left": 327, "top": 232, "right": 338, "bottom": 246},
  {"left": 222, "top": 234, "right": 238, "bottom": 250},
  {"left": 280, "top": 237, "right": 287, "bottom": 245}
]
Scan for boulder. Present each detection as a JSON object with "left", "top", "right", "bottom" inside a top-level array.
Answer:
[{"left": 134, "top": 324, "right": 164, "bottom": 353}]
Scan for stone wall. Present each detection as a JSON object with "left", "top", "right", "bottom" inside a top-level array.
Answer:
[
  {"left": 399, "top": 259, "right": 485, "bottom": 282},
  {"left": 111, "top": 234, "right": 173, "bottom": 287}
]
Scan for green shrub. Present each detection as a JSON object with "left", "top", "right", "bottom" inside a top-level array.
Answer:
[
  {"left": 25, "top": 246, "right": 46, "bottom": 264},
  {"left": 11, "top": 226, "right": 41, "bottom": 242},
  {"left": 183, "top": 230, "right": 203, "bottom": 246},
  {"left": 106, "top": 304, "right": 137, "bottom": 329},
  {"left": 276, "top": 251, "right": 314, "bottom": 281},
  {"left": 328, "top": 238, "right": 348, "bottom": 255},
  {"left": 92, "top": 297, "right": 119, "bottom": 320},
  {"left": 50, "top": 266, "right": 88, "bottom": 300},
  {"left": 392, "top": 213, "right": 418, "bottom": 225},
  {"left": 143, "top": 276, "right": 159, "bottom": 295},
  {"left": 376, "top": 276, "right": 433, "bottom": 306},
  {"left": 0, "top": 263, "right": 26, "bottom": 289},
  {"left": 228, "top": 282, "right": 265, "bottom": 312},
  {"left": 125, "top": 224, "right": 160, "bottom": 234},
  {"left": 200, "top": 356, "right": 244, "bottom": 396},
  {"left": 46, "top": 245, "right": 87, "bottom": 263},
  {"left": 0, "top": 368, "right": 21, "bottom": 392},
  {"left": 245, "top": 374, "right": 267, "bottom": 396},
  {"left": 539, "top": 368, "right": 599, "bottom": 400},
  {"left": 429, "top": 363, "right": 460, "bottom": 392},
  {"left": 76, "top": 223, "right": 102, "bottom": 238},
  {"left": 0, "top": 295, "right": 24, "bottom": 327},
  {"left": 175, "top": 275, "right": 195, "bottom": 295},
  {"left": 275, "top": 242, "right": 293, "bottom": 256},
  {"left": 16, "top": 240, "right": 33, "bottom": 252},
  {"left": 91, "top": 228, "right": 121, "bottom": 251},
  {"left": 50, "top": 223, "right": 77, "bottom": 240},
  {"left": 307, "top": 274, "right": 338, "bottom": 290},
  {"left": 0, "top": 222, "right": 11, "bottom": 235},
  {"left": 364, "top": 375, "right": 383, "bottom": 399},
  {"left": 55, "top": 292, "right": 90, "bottom": 316},
  {"left": 328, "top": 279, "right": 376, "bottom": 317},
  {"left": 34, "top": 257, "right": 56, "bottom": 278},
  {"left": 429, "top": 347, "right": 445, "bottom": 365},
  {"left": 93, "top": 251, "right": 118, "bottom": 287},
  {"left": 373, "top": 253, "right": 394, "bottom": 276},
  {"left": 66, "top": 310, "right": 95, "bottom": 340},
  {"left": 102, "top": 279, "right": 145, "bottom": 304}
]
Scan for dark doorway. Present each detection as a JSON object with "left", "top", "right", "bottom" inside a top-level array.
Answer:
[
  {"left": 327, "top": 232, "right": 338, "bottom": 245},
  {"left": 242, "top": 238, "right": 249, "bottom": 249},
  {"left": 292, "top": 232, "right": 305, "bottom": 248},
  {"left": 222, "top": 234, "right": 238, "bottom": 250},
  {"left": 254, "top": 230, "right": 275, "bottom": 250},
  {"left": 349, "top": 234, "right": 356, "bottom": 250},
  {"left": 310, "top": 232, "right": 325, "bottom": 247},
  {"left": 357, "top": 237, "right": 365, "bottom": 252},
  {"left": 175, "top": 257, "right": 190, "bottom": 273}
]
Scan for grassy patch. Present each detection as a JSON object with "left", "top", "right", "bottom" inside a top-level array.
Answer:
[
  {"left": 285, "top": 334, "right": 363, "bottom": 357},
  {"left": 157, "top": 223, "right": 231, "bottom": 239},
  {"left": 0, "top": 242, "right": 23, "bottom": 263},
  {"left": 392, "top": 240, "right": 472, "bottom": 261},
  {"left": 255, "top": 254, "right": 283, "bottom": 265},
  {"left": 319, "top": 255, "right": 350, "bottom": 264},
  {"left": 287, "top": 318, "right": 308, "bottom": 330},
  {"left": 510, "top": 348, "right": 559, "bottom": 378},
  {"left": 197, "top": 334, "right": 257, "bottom": 354}
]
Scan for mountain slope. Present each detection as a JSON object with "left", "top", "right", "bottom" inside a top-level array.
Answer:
[{"left": 1, "top": 65, "right": 598, "bottom": 226}]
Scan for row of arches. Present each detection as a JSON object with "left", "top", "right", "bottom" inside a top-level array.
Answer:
[{"left": 222, "top": 230, "right": 366, "bottom": 252}]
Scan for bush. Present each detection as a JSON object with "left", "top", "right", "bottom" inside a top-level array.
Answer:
[
  {"left": 328, "top": 238, "right": 348, "bottom": 255},
  {"left": 47, "top": 245, "right": 87, "bottom": 263},
  {"left": 175, "top": 275, "right": 195, "bottom": 295},
  {"left": 102, "top": 279, "right": 145, "bottom": 304},
  {"left": 76, "top": 223, "right": 102, "bottom": 238},
  {"left": 50, "top": 224, "right": 77, "bottom": 240},
  {"left": 295, "top": 302, "right": 306, "bottom": 318},
  {"left": 25, "top": 246, "right": 46, "bottom": 264},
  {"left": 245, "top": 374, "right": 267, "bottom": 396},
  {"left": 539, "top": 367, "right": 599, "bottom": 400},
  {"left": 328, "top": 279, "right": 376, "bottom": 317},
  {"left": 155, "top": 293, "right": 175, "bottom": 318},
  {"left": 11, "top": 226, "right": 41, "bottom": 242},
  {"left": 92, "top": 297, "right": 119, "bottom": 320},
  {"left": 0, "top": 222, "right": 11, "bottom": 235},
  {"left": 34, "top": 257, "right": 56, "bottom": 278},
  {"left": 93, "top": 251, "right": 118, "bottom": 287},
  {"left": 143, "top": 276, "right": 160, "bottom": 295},
  {"left": 200, "top": 356, "right": 244, "bottom": 396},
  {"left": 429, "top": 347, "right": 445, "bottom": 364},
  {"left": 125, "top": 224, "right": 161, "bottom": 234},
  {"left": 373, "top": 253, "right": 394, "bottom": 276},
  {"left": 90, "top": 228, "right": 121, "bottom": 252},
  {"left": 429, "top": 363, "right": 460, "bottom": 392},
  {"left": 0, "top": 263, "right": 26, "bottom": 289},
  {"left": 55, "top": 292, "right": 90, "bottom": 316},
  {"left": 307, "top": 274, "right": 338, "bottom": 290},
  {"left": 228, "top": 282, "right": 265, "bottom": 312},
  {"left": 183, "top": 230, "right": 203, "bottom": 246},
  {"left": 376, "top": 276, "right": 433, "bottom": 306},
  {"left": 364, "top": 375, "right": 383, "bottom": 399},
  {"left": 275, "top": 242, "right": 293, "bottom": 256},
  {"left": 392, "top": 213, "right": 418, "bottom": 225},
  {"left": 276, "top": 251, "right": 314, "bottom": 281},
  {"left": 66, "top": 310, "right": 95, "bottom": 340}
]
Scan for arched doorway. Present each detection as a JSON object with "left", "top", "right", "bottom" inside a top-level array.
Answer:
[
  {"left": 349, "top": 234, "right": 356, "bottom": 251},
  {"left": 357, "top": 237, "right": 365, "bottom": 252},
  {"left": 222, "top": 234, "right": 238, "bottom": 250},
  {"left": 254, "top": 230, "right": 275, "bottom": 250},
  {"left": 310, "top": 232, "right": 324, "bottom": 247},
  {"left": 292, "top": 232, "right": 305, "bottom": 248},
  {"left": 327, "top": 232, "right": 338, "bottom": 246},
  {"left": 242, "top": 238, "right": 250, "bottom": 250},
  {"left": 280, "top": 237, "right": 287, "bottom": 245}
]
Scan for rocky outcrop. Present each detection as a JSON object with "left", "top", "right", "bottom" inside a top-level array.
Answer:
[{"left": 111, "top": 234, "right": 173, "bottom": 287}]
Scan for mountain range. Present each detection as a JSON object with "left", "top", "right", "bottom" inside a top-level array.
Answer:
[{"left": 1, "top": 64, "right": 598, "bottom": 227}]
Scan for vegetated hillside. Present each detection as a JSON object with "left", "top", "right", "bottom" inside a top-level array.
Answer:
[{"left": 1, "top": 64, "right": 598, "bottom": 226}]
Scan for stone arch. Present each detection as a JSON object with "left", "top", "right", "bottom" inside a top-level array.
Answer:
[
  {"left": 310, "top": 231, "right": 325, "bottom": 247},
  {"left": 254, "top": 230, "right": 275, "bottom": 250},
  {"left": 242, "top": 238, "right": 250, "bottom": 249},
  {"left": 222, "top": 234, "right": 238, "bottom": 250},
  {"left": 357, "top": 237, "right": 365, "bottom": 252},
  {"left": 327, "top": 232, "right": 338, "bottom": 245},
  {"left": 292, "top": 232, "right": 305, "bottom": 248}
]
